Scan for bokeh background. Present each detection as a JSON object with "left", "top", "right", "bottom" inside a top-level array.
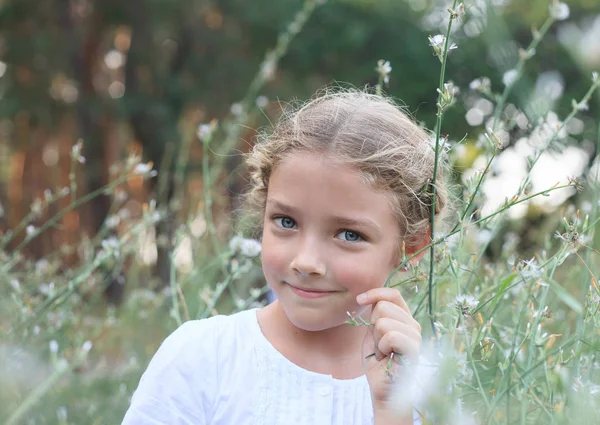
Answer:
[{"left": 1, "top": 0, "right": 600, "bottom": 423}]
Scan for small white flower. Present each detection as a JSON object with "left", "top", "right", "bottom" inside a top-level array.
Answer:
[
  {"left": 31, "top": 199, "right": 43, "bottom": 216},
  {"left": 502, "top": 69, "right": 518, "bottom": 87},
  {"left": 26, "top": 225, "right": 36, "bottom": 236},
  {"left": 105, "top": 215, "right": 120, "bottom": 229},
  {"left": 376, "top": 60, "right": 392, "bottom": 84},
  {"left": 133, "top": 162, "right": 156, "bottom": 177},
  {"left": 197, "top": 124, "right": 212, "bottom": 140},
  {"left": 452, "top": 294, "right": 479, "bottom": 316},
  {"left": 260, "top": 59, "right": 276, "bottom": 80},
  {"left": 56, "top": 406, "right": 68, "bottom": 422},
  {"left": 10, "top": 279, "right": 20, "bottom": 291},
  {"left": 101, "top": 237, "right": 121, "bottom": 258},
  {"left": 230, "top": 103, "right": 243, "bottom": 116},
  {"left": 36, "top": 259, "right": 49, "bottom": 272},
  {"left": 44, "top": 189, "right": 52, "bottom": 201},
  {"left": 71, "top": 142, "right": 81, "bottom": 156},
  {"left": 593, "top": 71, "right": 599, "bottom": 83},
  {"left": 81, "top": 340, "right": 93, "bottom": 353},
  {"left": 429, "top": 34, "right": 445, "bottom": 48},
  {"left": 49, "top": 340, "right": 59, "bottom": 353},
  {"left": 78, "top": 155, "right": 86, "bottom": 164},
  {"left": 256, "top": 96, "right": 269, "bottom": 108},
  {"left": 549, "top": 1, "right": 569, "bottom": 21},
  {"left": 229, "top": 235, "right": 262, "bottom": 258},
  {"left": 60, "top": 187, "right": 70, "bottom": 197},
  {"left": 469, "top": 77, "right": 491, "bottom": 92}
]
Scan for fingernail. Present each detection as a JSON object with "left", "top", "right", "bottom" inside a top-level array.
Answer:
[{"left": 356, "top": 293, "right": 367, "bottom": 304}]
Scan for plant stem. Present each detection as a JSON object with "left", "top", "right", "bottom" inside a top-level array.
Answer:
[
  {"left": 491, "top": 16, "right": 556, "bottom": 131},
  {"left": 428, "top": 0, "right": 460, "bottom": 331}
]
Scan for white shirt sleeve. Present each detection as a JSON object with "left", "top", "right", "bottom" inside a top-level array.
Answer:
[{"left": 121, "top": 319, "right": 220, "bottom": 425}]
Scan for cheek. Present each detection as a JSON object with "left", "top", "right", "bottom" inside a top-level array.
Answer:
[
  {"left": 334, "top": 254, "right": 391, "bottom": 295},
  {"left": 260, "top": 232, "right": 289, "bottom": 279}
]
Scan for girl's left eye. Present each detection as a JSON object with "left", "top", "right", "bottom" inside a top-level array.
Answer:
[{"left": 336, "top": 230, "right": 363, "bottom": 242}]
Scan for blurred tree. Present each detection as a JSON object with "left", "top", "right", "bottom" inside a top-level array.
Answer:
[{"left": 0, "top": 0, "right": 597, "bottom": 297}]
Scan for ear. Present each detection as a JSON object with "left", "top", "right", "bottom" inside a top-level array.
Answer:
[{"left": 395, "top": 228, "right": 430, "bottom": 267}]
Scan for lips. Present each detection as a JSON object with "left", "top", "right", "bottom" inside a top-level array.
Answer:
[
  {"left": 290, "top": 284, "right": 334, "bottom": 293},
  {"left": 288, "top": 283, "right": 337, "bottom": 299}
]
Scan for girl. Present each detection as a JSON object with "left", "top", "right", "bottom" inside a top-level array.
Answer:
[{"left": 122, "top": 89, "right": 449, "bottom": 425}]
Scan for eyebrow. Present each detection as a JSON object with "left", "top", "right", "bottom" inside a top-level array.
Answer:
[{"left": 266, "top": 199, "right": 381, "bottom": 231}]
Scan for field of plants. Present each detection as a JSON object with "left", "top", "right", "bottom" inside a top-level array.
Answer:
[{"left": 1, "top": 0, "right": 600, "bottom": 424}]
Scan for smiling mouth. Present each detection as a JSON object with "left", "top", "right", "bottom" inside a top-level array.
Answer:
[{"left": 288, "top": 283, "right": 337, "bottom": 299}]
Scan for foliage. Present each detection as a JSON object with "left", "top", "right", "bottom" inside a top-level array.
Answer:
[{"left": 1, "top": 0, "right": 600, "bottom": 424}]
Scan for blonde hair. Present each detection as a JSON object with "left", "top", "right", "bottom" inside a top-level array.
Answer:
[{"left": 241, "top": 88, "right": 450, "bottom": 249}]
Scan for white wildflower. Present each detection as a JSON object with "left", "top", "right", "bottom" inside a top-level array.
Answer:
[
  {"left": 26, "top": 225, "right": 36, "bottom": 236},
  {"left": 476, "top": 228, "right": 493, "bottom": 246},
  {"left": 197, "top": 124, "right": 212, "bottom": 140},
  {"left": 469, "top": 77, "right": 491, "bottom": 92},
  {"left": 49, "top": 340, "right": 59, "bottom": 354},
  {"left": 502, "top": 69, "right": 518, "bottom": 87},
  {"left": 260, "top": 59, "right": 276, "bottom": 80},
  {"left": 36, "top": 259, "right": 49, "bottom": 272},
  {"left": 230, "top": 102, "right": 243, "bottom": 116},
  {"left": 229, "top": 235, "right": 262, "bottom": 258},
  {"left": 102, "top": 236, "right": 119, "bottom": 251},
  {"left": 44, "top": 189, "right": 52, "bottom": 201},
  {"left": 31, "top": 199, "right": 43, "bottom": 216},
  {"left": 10, "top": 279, "right": 20, "bottom": 291},
  {"left": 428, "top": 34, "right": 457, "bottom": 62},
  {"left": 549, "top": 1, "right": 570, "bottom": 21},
  {"left": 105, "top": 215, "right": 120, "bottom": 229},
  {"left": 521, "top": 257, "right": 542, "bottom": 278},
  {"left": 133, "top": 162, "right": 157, "bottom": 177},
  {"left": 59, "top": 187, "right": 70, "bottom": 197},
  {"left": 593, "top": 72, "right": 599, "bottom": 83},
  {"left": 256, "top": 96, "right": 269, "bottom": 108},
  {"left": 452, "top": 294, "right": 479, "bottom": 316},
  {"left": 429, "top": 34, "right": 445, "bottom": 48},
  {"left": 376, "top": 60, "right": 392, "bottom": 84},
  {"left": 81, "top": 340, "right": 93, "bottom": 353},
  {"left": 56, "top": 406, "right": 68, "bottom": 422},
  {"left": 39, "top": 282, "right": 55, "bottom": 295},
  {"left": 572, "top": 98, "right": 589, "bottom": 111},
  {"left": 71, "top": 142, "right": 82, "bottom": 157}
]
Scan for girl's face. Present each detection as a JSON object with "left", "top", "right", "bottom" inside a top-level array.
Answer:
[{"left": 261, "top": 152, "right": 403, "bottom": 332}]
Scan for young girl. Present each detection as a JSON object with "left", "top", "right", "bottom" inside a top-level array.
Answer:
[{"left": 122, "top": 89, "right": 448, "bottom": 425}]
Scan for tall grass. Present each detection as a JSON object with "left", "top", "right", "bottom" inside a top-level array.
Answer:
[{"left": 1, "top": 0, "right": 599, "bottom": 424}]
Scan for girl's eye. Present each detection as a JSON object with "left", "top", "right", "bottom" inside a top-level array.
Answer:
[
  {"left": 275, "top": 216, "right": 296, "bottom": 229},
  {"left": 337, "top": 230, "right": 362, "bottom": 242}
]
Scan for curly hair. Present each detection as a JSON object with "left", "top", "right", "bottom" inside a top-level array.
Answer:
[{"left": 240, "top": 88, "right": 450, "bottom": 249}]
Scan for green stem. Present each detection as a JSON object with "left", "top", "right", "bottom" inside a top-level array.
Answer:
[
  {"left": 492, "top": 16, "right": 556, "bottom": 131},
  {"left": 428, "top": 0, "right": 460, "bottom": 331}
]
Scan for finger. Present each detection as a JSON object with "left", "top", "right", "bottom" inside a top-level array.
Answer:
[
  {"left": 370, "top": 301, "right": 420, "bottom": 333},
  {"left": 357, "top": 287, "right": 410, "bottom": 314},
  {"left": 372, "top": 318, "right": 420, "bottom": 362},
  {"left": 373, "top": 317, "right": 422, "bottom": 347},
  {"left": 377, "top": 330, "right": 421, "bottom": 360}
]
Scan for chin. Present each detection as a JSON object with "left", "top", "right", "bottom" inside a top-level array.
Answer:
[{"left": 277, "top": 300, "right": 348, "bottom": 332}]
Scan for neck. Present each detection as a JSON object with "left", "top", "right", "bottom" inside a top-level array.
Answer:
[{"left": 258, "top": 300, "right": 369, "bottom": 379}]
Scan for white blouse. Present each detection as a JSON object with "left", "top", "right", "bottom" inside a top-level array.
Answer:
[{"left": 122, "top": 308, "right": 422, "bottom": 424}]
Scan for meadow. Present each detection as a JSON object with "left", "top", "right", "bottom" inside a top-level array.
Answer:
[{"left": 1, "top": 0, "right": 600, "bottom": 424}]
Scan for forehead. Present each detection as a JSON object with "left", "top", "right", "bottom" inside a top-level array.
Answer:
[{"left": 267, "top": 152, "right": 398, "bottom": 228}]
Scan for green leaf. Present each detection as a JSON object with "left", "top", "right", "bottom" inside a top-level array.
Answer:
[{"left": 548, "top": 278, "right": 583, "bottom": 314}]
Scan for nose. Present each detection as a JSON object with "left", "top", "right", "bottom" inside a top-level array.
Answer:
[{"left": 290, "top": 237, "right": 326, "bottom": 278}]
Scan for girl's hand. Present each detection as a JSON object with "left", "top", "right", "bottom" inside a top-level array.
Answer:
[{"left": 356, "top": 287, "right": 422, "bottom": 413}]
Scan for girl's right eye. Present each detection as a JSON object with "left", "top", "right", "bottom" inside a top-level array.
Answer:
[{"left": 274, "top": 216, "right": 297, "bottom": 229}]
